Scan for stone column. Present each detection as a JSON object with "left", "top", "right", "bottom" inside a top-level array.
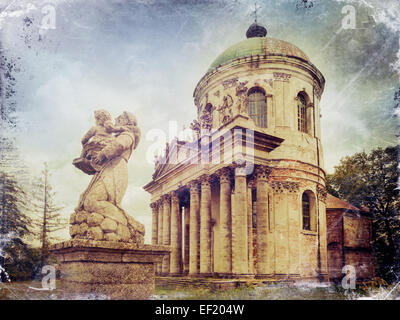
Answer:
[
  {"left": 247, "top": 180, "right": 255, "bottom": 274},
  {"left": 162, "top": 194, "right": 171, "bottom": 275},
  {"left": 255, "top": 166, "right": 272, "bottom": 277},
  {"left": 170, "top": 191, "right": 182, "bottom": 275},
  {"left": 189, "top": 181, "right": 200, "bottom": 275},
  {"left": 199, "top": 175, "right": 212, "bottom": 276},
  {"left": 232, "top": 163, "right": 249, "bottom": 276},
  {"left": 183, "top": 204, "right": 190, "bottom": 275},
  {"left": 157, "top": 200, "right": 163, "bottom": 275},
  {"left": 150, "top": 202, "right": 158, "bottom": 245},
  {"left": 317, "top": 186, "right": 329, "bottom": 281},
  {"left": 217, "top": 167, "right": 232, "bottom": 276}
]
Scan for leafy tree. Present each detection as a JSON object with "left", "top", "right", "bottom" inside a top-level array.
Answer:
[
  {"left": 30, "top": 163, "right": 67, "bottom": 267},
  {"left": 326, "top": 146, "right": 400, "bottom": 283}
]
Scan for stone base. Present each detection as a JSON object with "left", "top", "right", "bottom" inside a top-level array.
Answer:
[{"left": 51, "top": 239, "right": 170, "bottom": 300}]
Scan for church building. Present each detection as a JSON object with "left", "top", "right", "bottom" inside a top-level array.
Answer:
[{"left": 143, "top": 22, "right": 374, "bottom": 283}]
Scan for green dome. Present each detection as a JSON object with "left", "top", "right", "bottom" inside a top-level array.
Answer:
[{"left": 208, "top": 37, "right": 310, "bottom": 72}]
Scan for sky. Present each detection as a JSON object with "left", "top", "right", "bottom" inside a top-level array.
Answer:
[{"left": 0, "top": 0, "right": 399, "bottom": 243}]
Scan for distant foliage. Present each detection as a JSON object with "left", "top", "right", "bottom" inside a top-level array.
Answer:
[
  {"left": 30, "top": 163, "right": 67, "bottom": 267},
  {"left": 327, "top": 146, "right": 400, "bottom": 283}
]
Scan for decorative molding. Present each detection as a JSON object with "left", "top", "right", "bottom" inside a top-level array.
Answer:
[
  {"left": 317, "top": 185, "right": 327, "bottom": 203},
  {"left": 313, "top": 80, "right": 322, "bottom": 100},
  {"left": 271, "top": 181, "right": 299, "bottom": 193},
  {"left": 273, "top": 72, "right": 291, "bottom": 82}
]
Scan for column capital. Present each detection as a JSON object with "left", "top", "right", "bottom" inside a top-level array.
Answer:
[
  {"left": 233, "top": 159, "right": 247, "bottom": 176},
  {"left": 216, "top": 167, "right": 231, "bottom": 184},
  {"left": 254, "top": 165, "right": 271, "bottom": 182},
  {"left": 188, "top": 180, "right": 200, "bottom": 194},
  {"left": 150, "top": 202, "right": 158, "bottom": 210},
  {"left": 161, "top": 194, "right": 171, "bottom": 202},
  {"left": 248, "top": 178, "right": 255, "bottom": 189},
  {"left": 199, "top": 174, "right": 211, "bottom": 189},
  {"left": 169, "top": 190, "right": 179, "bottom": 202}
]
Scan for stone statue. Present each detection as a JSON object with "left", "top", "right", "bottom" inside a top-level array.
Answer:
[
  {"left": 70, "top": 110, "right": 145, "bottom": 244},
  {"left": 218, "top": 95, "right": 233, "bottom": 125}
]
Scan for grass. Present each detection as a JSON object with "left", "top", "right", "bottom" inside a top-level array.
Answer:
[{"left": 0, "top": 280, "right": 398, "bottom": 300}]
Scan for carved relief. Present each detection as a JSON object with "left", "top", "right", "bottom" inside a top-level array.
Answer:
[
  {"left": 234, "top": 81, "right": 249, "bottom": 115},
  {"left": 200, "top": 104, "right": 213, "bottom": 130},
  {"left": 236, "top": 81, "right": 248, "bottom": 96},
  {"left": 213, "top": 90, "right": 220, "bottom": 98},
  {"left": 222, "top": 77, "right": 238, "bottom": 89},
  {"left": 190, "top": 119, "right": 201, "bottom": 136},
  {"left": 217, "top": 95, "right": 233, "bottom": 125}
]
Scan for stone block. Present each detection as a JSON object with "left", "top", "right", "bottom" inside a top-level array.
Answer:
[
  {"left": 88, "top": 226, "right": 104, "bottom": 240},
  {"left": 87, "top": 212, "right": 104, "bottom": 227},
  {"left": 51, "top": 240, "right": 170, "bottom": 300},
  {"left": 101, "top": 218, "right": 117, "bottom": 232}
]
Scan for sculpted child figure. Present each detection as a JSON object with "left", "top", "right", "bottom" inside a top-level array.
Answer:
[
  {"left": 79, "top": 109, "right": 128, "bottom": 166},
  {"left": 71, "top": 110, "right": 144, "bottom": 243}
]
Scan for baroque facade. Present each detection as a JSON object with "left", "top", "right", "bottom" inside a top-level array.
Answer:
[{"left": 144, "top": 23, "right": 374, "bottom": 282}]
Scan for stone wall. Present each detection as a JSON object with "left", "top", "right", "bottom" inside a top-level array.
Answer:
[{"left": 326, "top": 208, "right": 375, "bottom": 282}]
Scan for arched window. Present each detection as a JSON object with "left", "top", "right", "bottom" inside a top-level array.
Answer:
[
  {"left": 248, "top": 88, "right": 267, "bottom": 128},
  {"left": 302, "top": 190, "right": 316, "bottom": 231},
  {"left": 297, "top": 93, "right": 308, "bottom": 133},
  {"left": 302, "top": 192, "right": 311, "bottom": 230}
]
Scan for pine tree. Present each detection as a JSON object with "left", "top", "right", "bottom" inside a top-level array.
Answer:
[
  {"left": 30, "top": 163, "right": 67, "bottom": 267},
  {"left": 0, "top": 171, "right": 34, "bottom": 281}
]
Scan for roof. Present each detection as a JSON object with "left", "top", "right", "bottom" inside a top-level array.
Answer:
[
  {"left": 326, "top": 194, "right": 359, "bottom": 211},
  {"left": 208, "top": 36, "right": 310, "bottom": 72}
]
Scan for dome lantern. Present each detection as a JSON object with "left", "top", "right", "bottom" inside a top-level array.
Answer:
[{"left": 246, "top": 23, "right": 267, "bottom": 38}]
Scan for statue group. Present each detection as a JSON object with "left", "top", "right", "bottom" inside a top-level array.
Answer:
[{"left": 70, "top": 110, "right": 145, "bottom": 244}]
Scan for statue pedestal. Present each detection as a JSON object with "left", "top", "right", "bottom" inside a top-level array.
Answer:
[{"left": 50, "top": 239, "right": 170, "bottom": 300}]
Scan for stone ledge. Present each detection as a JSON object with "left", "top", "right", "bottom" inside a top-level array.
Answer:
[
  {"left": 50, "top": 240, "right": 170, "bottom": 264},
  {"left": 50, "top": 239, "right": 169, "bottom": 251}
]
